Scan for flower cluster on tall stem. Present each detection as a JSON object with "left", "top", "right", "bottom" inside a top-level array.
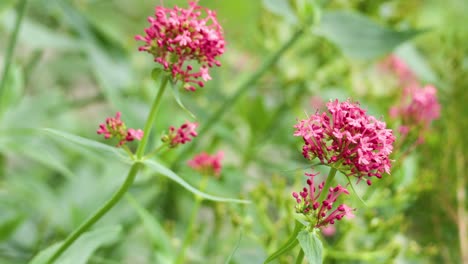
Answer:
[
  {"left": 294, "top": 99, "right": 395, "bottom": 185},
  {"left": 97, "top": 112, "right": 143, "bottom": 147},
  {"left": 292, "top": 172, "right": 355, "bottom": 228},
  {"left": 135, "top": 0, "right": 225, "bottom": 91}
]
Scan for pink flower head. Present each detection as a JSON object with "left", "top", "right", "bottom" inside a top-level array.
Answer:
[
  {"left": 294, "top": 99, "right": 395, "bottom": 185},
  {"left": 135, "top": 1, "right": 225, "bottom": 91},
  {"left": 97, "top": 112, "right": 144, "bottom": 147},
  {"left": 292, "top": 172, "right": 355, "bottom": 228},
  {"left": 163, "top": 121, "right": 198, "bottom": 148},
  {"left": 188, "top": 151, "right": 224, "bottom": 177},
  {"left": 392, "top": 85, "right": 440, "bottom": 131}
]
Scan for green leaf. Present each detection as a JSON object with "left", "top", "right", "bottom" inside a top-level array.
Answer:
[
  {"left": 0, "top": 214, "right": 23, "bottom": 241},
  {"left": 29, "top": 225, "right": 122, "bottom": 264},
  {"left": 41, "top": 128, "right": 130, "bottom": 163},
  {"left": 297, "top": 229, "right": 323, "bottom": 264},
  {"left": 262, "top": 0, "right": 298, "bottom": 24},
  {"left": 125, "top": 194, "right": 174, "bottom": 256},
  {"left": 169, "top": 80, "right": 196, "bottom": 120},
  {"left": 315, "top": 11, "right": 422, "bottom": 59},
  {"left": 264, "top": 220, "right": 303, "bottom": 263},
  {"left": 143, "top": 159, "right": 249, "bottom": 203}
]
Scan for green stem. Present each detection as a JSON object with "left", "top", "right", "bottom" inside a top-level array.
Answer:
[
  {"left": 318, "top": 167, "right": 338, "bottom": 202},
  {"left": 143, "top": 143, "right": 169, "bottom": 160},
  {"left": 0, "top": 0, "right": 28, "bottom": 106},
  {"left": 46, "top": 162, "right": 143, "bottom": 264},
  {"left": 295, "top": 249, "right": 305, "bottom": 264},
  {"left": 171, "top": 20, "right": 311, "bottom": 169},
  {"left": 136, "top": 76, "right": 169, "bottom": 159},
  {"left": 175, "top": 175, "right": 208, "bottom": 264}
]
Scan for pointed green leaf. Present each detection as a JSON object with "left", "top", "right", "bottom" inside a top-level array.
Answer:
[
  {"left": 297, "top": 229, "right": 323, "bottom": 264},
  {"left": 41, "top": 128, "right": 130, "bottom": 163},
  {"left": 143, "top": 159, "right": 249, "bottom": 203},
  {"left": 264, "top": 220, "right": 303, "bottom": 263},
  {"left": 315, "top": 11, "right": 422, "bottom": 59},
  {"left": 29, "top": 225, "right": 122, "bottom": 264}
]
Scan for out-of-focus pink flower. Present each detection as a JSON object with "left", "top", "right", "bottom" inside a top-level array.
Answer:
[
  {"left": 292, "top": 172, "right": 355, "bottom": 228},
  {"left": 390, "top": 85, "right": 441, "bottom": 139},
  {"left": 188, "top": 151, "right": 224, "bottom": 176},
  {"left": 294, "top": 99, "right": 395, "bottom": 185},
  {"left": 97, "top": 112, "right": 143, "bottom": 147},
  {"left": 135, "top": 1, "right": 225, "bottom": 91},
  {"left": 163, "top": 121, "right": 198, "bottom": 147},
  {"left": 321, "top": 225, "right": 336, "bottom": 237}
]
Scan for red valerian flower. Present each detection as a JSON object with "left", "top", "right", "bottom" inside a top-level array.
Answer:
[
  {"left": 390, "top": 85, "right": 441, "bottom": 137},
  {"left": 188, "top": 151, "right": 224, "bottom": 177},
  {"left": 97, "top": 112, "right": 143, "bottom": 147},
  {"left": 294, "top": 99, "right": 395, "bottom": 185},
  {"left": 162, "top": 121, "right": 198, "bottom": 148},
  {"left": 135, "top": 1, "right": 225, "bottom": 91},
  {"left": 292, "top": 172, "right": 355, "bottom": 228}
]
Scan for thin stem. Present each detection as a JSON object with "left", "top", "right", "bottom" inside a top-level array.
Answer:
[
  {"left": 0, "top": 0, "right": 28, "bottom": 106},
  {"left": 295, "top": 248, "right": 304, "bottom": 264},
  {"left": 318, "top": 167, "right": 338, "bottom": 202},
  {"left": 175, "top": 175, "right": 208, "bottom": 264},
  {"left": 143, "top": 143, "right": 169, "bottom": 160},
  {"left": 136, "top": 76, "right": 169, "bottom": 159},
  {"left": 46, "top": 162, "right": 143, "bottom": 264}
]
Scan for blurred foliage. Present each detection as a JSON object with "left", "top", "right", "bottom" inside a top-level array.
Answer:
[{"left": 0, "top": 0, "right": 467, "bottom": 263}]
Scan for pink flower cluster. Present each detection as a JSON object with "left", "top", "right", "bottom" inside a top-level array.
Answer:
[
  {"left": 294, "top": 100, "right": 395, "bottom": 185},
  {"left": 188, "top": 151, "right": 224, "bottom": 177},
  {"left": 390, "top": 85, "right": 441, "bottom": 134},
  {"left": 97, "top": 112, "right": 143, "bottom": 147},
  {"left": 292, "top": 172, "right": 355, "bottom": 228},
  {"left": 382, "top": 55, "right": 441, "bottom": 141},
  {"left": 162, "top": 121, "right": 198, "bottom": 147},
  {"left": 135, "top": 1, "right": 225, "bottom": 91}
]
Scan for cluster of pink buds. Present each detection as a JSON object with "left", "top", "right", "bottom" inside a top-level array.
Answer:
[
  {"left": 135, "top": 1, "right": 225, "bottom": 91},
  {"left": 162, "top": 121, "right": 198, "bottom": 148},
  {"left": 188, "top": 151, "right": 224, "bottom": 177},
  {"left": 292, "top": 172, "right": 355, "bottom": 228},
  {"left": 97, "top": 112, "right": 143, "bottom": 147},
  {"left": 294, "top": 99, "right": 395, "bottom": 185}
]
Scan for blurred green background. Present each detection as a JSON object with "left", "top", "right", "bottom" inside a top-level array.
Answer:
[{"left": 0, "top": 0, "right": 467, "bottom": 263}]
